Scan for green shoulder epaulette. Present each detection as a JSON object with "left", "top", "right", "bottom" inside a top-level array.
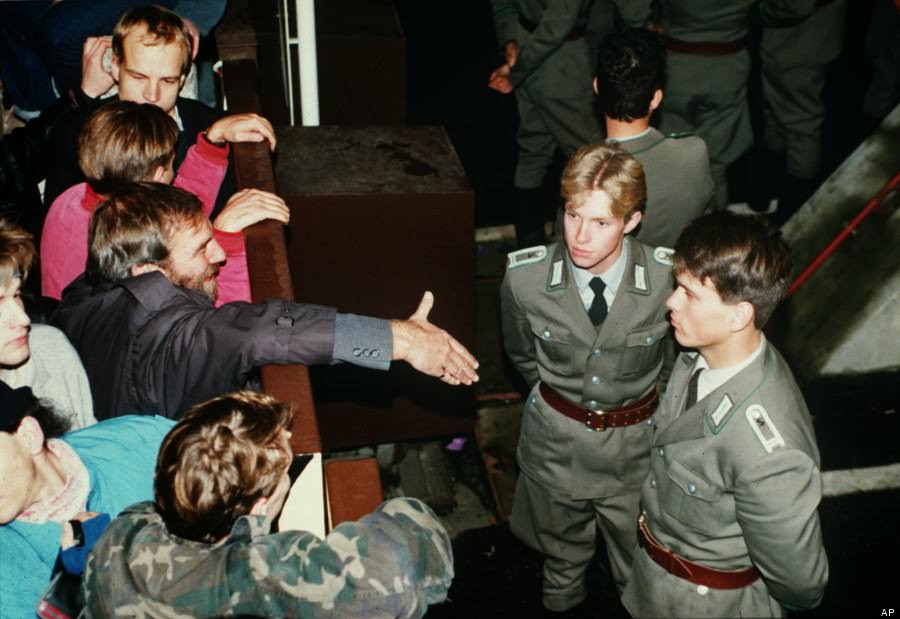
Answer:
[
  {"left": 666, "top": 132, "right": 695, "bottom": 140},
  {"left": 507, "top": 245, "right": 548, "bottom": 269}
]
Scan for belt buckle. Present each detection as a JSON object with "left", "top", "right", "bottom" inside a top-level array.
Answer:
[{"left": 585, "top": 408, "right": 608, "bottom": 431}]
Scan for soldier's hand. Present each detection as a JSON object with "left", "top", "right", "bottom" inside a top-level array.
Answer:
[
  {"left": 391, "top": 292, "right": 479, "bottom": 385},
  {"left": 206, "top": 113, "right": 277, "bottom": 150},
  {"left": 213, "top": 189, "right": 290, "bottom": 233},
  {"left": 488, "top": 64, "right": 514, "bottom": 94}
]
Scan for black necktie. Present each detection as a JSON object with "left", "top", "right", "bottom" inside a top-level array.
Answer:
[
  {"left": 686, "top": 368, "right": 704, "bottom": 408},
  {"left": 588, "top": 277, "right": 608, "bottom": 326}
]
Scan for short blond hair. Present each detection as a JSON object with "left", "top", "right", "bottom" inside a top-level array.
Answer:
[
  {"left": 0, "top": 219, "right": 34, "bottom": 289},
  {"left": 112, "top": 5, "right": 192, "bottom": 78},
  {"left": 560, "top": 143, "right": 646, "bottom": 220},
  {"left": 154, "top": 391, "right": 293, "bottom": 543}
]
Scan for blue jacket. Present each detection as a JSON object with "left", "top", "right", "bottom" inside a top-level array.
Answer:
[{"left": 0, "top": 415, "right": 174, "bottom": 618}]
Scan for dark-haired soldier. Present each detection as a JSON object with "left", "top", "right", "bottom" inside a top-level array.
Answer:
[
  {"left": 0, "top": 381, "right": 173, "bottom": 617},
  {"left": 622, "top": 212, "right": 828, "bottom": 617},
  {"left": 595, "top": 28, "right": 713, "bottom": 248}
]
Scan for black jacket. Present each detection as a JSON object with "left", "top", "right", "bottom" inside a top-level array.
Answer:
[{"left": 52, "top": 273, "right": 392, "bottom": 420}]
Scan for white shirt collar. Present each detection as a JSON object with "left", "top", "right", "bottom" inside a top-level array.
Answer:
[
  {"left": 570, "top": 238, "right": 629, "bottom": 310},
  {"left": 605, "top": 126, "right": 652, "bottom": 144},
  {"left": 694, "top": 335, "right": 767, "bottom": 402}
]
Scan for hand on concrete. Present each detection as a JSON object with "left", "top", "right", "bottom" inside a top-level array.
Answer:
[
  {"left": 60, "top": 511, "right": 102, "bottom": 550},
  {"left": 488, "top": 64, "right": 513, "bottom": 94},
  {"left": 81, "top": 36, "right": 115, "bottom": 98},
  {"left": 213, "top": 189, "right": 290, "bottom": 233},
  {"left": 391, "top": 292, "right": 479, "bottom": 386},
  {"left": 206, "top": 113, "right": 277, "bottom": 150}
]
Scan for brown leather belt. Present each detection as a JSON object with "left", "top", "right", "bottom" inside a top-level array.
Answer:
[
  {"left": 519, "top": 16, "right": 586, "bottom": 41},
  {"left": 638, "top": 515, "right": 760, "bottom": 589},
  {"left": 538, "top": 383, "right": 658, "bottom": 431},
  {"left": 663, "top": 35, "right": 746, "bottom": 56}
]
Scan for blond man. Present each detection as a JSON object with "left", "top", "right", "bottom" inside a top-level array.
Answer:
[
  {"left": 44, "top": 5, "right": 257, "bottom": 212},
  {"left": 500, "top": 143, "right": 673, "bottom": 615}
]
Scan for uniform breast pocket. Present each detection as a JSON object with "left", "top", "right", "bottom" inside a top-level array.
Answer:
[
  {"left": 659, "top": 460, "right": 731, "bottom": 535},
  {"left": 620, "top": 321, "right": 669, "bottom": 377},
  {"left": 527, "top": 315, "right": 574, "bottom": 368}
]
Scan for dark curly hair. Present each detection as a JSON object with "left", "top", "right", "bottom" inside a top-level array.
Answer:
[
  {"left": 595, "top": 28, "right": 666, "bottom": 122},
  {"left": 0, "top": 383, "right": 71, "bottom": 440}
]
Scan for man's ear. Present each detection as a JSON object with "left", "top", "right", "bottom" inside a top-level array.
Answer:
[
  {"left": 649, "top": 89, "right": 663, "bottom": 112},
  {"left": 249, "top": 497, "right": 268, "bottom": 517},
  {"left": 130, "top": 263, "right": 163, "bottom": 278},
  {"left": 730, "top": 301, "right": 755, "bottom": 332},
  {"left": 149, "top": 166, "right": 168, "bottom": 183},
  {"left": 623, "top": 211, "right": 643, "bottom": 235},
  {"left": 593, "top": 77, "right": 599, "bottom": 95},
  {"left": 110, "top": 53, "right": 121, "bottom": 83},
  {"left": 17, "top": 417, "right": 45, "bottom": 456}
]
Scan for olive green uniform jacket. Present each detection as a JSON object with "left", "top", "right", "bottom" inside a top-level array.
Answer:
[
  {"left": 622, "top": 342, "right": 828, "bottom": 618},
  {"left": 612, "top": 128, "right": 714, "bottom": 248},
  {"left": 491, "top": 0, "right": 604, "bottom": 188},
  {"left": 656, "top": 0, "right": 817, "bottom": 207},
  {"left": 500, "top": 239, "right": 673, "bottom": 500}
]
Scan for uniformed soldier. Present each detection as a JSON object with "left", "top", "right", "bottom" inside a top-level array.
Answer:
[
  {"left": 758, "top": 0, "right": 846, "bottom": 223},
  {"left": 654, "top": 0, "right": 817, "bottom": 209},
  {"left": 622, "top": 212, "right": 828, "bottom": 618},
  {"left": 489, "top": 0, "right": 651, "bottom": 247},
  {"left": 500, "top": 143, "right": 673, "bottom": 615},
  {"left": 595, "top": 27, "right": 714, "bottom": 248}
]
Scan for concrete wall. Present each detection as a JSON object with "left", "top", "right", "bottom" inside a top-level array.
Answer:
[{"left": 782, "top": 104, "right": 900, "bottom": 379}]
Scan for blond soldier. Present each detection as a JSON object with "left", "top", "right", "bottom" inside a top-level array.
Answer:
[{"left": 501, "top": 143, "right": 673, "bottom": 615}]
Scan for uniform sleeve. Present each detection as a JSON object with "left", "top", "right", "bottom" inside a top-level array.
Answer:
[
  {"left": 755, "top": 0, "right": 816, "bottom": 26},
  {"left": 500, "top": 272, "right": 539, "bottom": 387},
  {"left": 238, "top": 497, "right": 453, "bottom": 618},
  {"left": 172, "top": 132, "right": 230, "bottom": 217},
  {"left": 613, "top": 0, "right": 652, "bottom": 28},
  {"left": 508, "top": 0, "right": 589, "bottom": 87},
  {"left": 490, "top": 0, "right": 520, "bottom": 48},
  {"left": 734, "top": 449, "right": 828, "bottom": 610}
]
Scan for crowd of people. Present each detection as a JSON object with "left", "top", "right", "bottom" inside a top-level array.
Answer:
[{"left": 0, "top": 0, "right": 895, "bottom": 617}]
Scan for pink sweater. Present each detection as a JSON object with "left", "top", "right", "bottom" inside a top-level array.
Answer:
[{"left": 41, "top": 134, "right": 250, "bottom": 307}]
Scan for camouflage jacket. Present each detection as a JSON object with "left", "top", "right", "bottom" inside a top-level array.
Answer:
[{"left": 82, "top": 498, "right": 453, "bottom": 618}]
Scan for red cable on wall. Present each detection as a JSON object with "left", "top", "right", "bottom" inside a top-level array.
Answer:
[{"left": 787, "top": 172, "right": 900, "bottom": 297}]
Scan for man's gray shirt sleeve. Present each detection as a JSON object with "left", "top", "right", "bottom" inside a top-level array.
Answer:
[{"left": 333, "top": 313, "right": 393, "bottom": 370}]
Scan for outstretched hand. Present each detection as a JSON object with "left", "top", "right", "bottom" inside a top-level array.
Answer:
[{"left": 391, "top": 292, "right": 479, "bottom": 386}]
